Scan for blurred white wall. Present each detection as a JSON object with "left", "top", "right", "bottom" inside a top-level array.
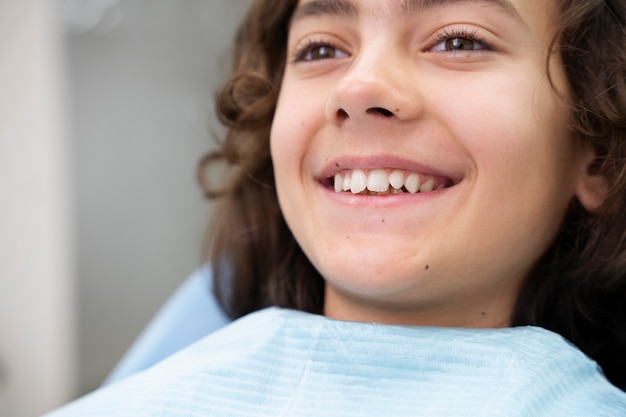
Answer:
[
  {"left": 0, "top": 1, "right": 77, "bottom": 416},
  {"left": 1, "top": 1, "right": 251, "bottom": 415},
  {"left": 62, "top": 0, "right": 251, "bottom": 396}
]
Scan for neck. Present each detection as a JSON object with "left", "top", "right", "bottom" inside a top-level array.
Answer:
[{"left": 323, "top": 284, "right": 514, "bottom": 328}]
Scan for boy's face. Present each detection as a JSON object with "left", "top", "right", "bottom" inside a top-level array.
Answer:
[{"left": 270, "top": 0, "right": 594, "bottom": 326}]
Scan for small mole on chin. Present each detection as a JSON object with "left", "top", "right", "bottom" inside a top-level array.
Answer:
[{"left": 425, "top": 265, "right": 429, "bottom": 270}]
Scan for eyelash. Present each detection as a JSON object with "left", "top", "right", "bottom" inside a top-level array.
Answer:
[{"left": 291, "top": 27, "right": 492, "bottom": 63}]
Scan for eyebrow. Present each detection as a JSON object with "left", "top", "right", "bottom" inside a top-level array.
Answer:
[{"left": 292, "top": 0, "right": 524, "bottom": 24}]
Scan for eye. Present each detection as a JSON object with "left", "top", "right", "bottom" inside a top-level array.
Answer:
[
  {"left": 294, "top": 41, "right": 349, "bottom": 62},
  {"left": 430, "top": 28, "right": 490, "bottom": 53},
  {"left": 440, "top": 37, "right": 482, "bottom": 51}
]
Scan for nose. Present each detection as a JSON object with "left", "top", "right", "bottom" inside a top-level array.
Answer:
[{"left": 325, "top": 44, "right": 422, "bottom": 125}]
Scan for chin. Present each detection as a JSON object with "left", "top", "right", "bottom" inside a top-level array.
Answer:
[{"left": 315, "top": 256, "right": 429, "bottom": 297}]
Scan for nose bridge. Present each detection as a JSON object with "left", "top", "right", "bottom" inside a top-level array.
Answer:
[{"left": 325, "top": 38, "right": 417, "bottom": 123}]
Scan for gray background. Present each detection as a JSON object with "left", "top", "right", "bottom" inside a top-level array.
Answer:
[{"left": 63, "top": 0, "right": 251, "bottom": 394}]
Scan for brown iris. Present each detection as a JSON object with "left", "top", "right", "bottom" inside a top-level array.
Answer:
[
  {"left": 446, "top": 38, "right": 476, "bottom": 51},
  {"left": 310, "top": 45, "right": 338, "bottom": 60}
]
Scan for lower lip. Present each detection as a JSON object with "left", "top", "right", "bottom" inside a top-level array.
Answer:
[{"left": 318, "top": 182, "right": 452, "bottom": 208}]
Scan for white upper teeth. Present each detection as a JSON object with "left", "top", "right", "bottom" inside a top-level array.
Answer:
[
  {"left": 334, "top": 169, "right": 446, "bottom": 194},
  {"left": 350, "top": 169, "right": 367, "bottom": 194},
  {"left": 367, "top": 169, "right": 389, "bottom": 193},
  {"left": 404, "top": 173, "right": 420, "bottom": 193},
  {"left": 389, "top": 170, "right": 404, "bottom": 189}
]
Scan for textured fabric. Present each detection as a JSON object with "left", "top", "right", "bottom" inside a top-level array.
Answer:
[
  {"left": 46, "top": 308, "right": 626, "bottom": 416},
  {"left": 104, "top": 265, "right": 231, "bottom": 385}
]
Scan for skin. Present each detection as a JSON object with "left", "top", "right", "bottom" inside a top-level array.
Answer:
[{"left": 270, "top": 0, "right": 602, "bottom": 327}]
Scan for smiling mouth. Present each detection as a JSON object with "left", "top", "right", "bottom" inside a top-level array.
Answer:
[{"left": 328, "top": 169, "right": 453, "bottom": 195}]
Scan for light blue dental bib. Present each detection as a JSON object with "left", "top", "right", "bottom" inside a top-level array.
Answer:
[{"left": 46, "top": 307, "right": 626, "bottom": 416}]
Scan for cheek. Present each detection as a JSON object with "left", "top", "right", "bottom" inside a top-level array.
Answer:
[
  {"left": 270, "top": 97, "right": 302, "bottom": 179},
  {"left": 429, "top": 71, "right": 575, "bottom": 260},
  {"left": 431, "top": 69, "right": 571, "bottom": 167},
  {"left": 270, "top": 85, "right": 320, "bottom": 223},
  {"left": 272, "top": 84, "right": 309, "bottom": 154},
  {"left": 271, "top": 80, "right": 330, "bottom": 180}
]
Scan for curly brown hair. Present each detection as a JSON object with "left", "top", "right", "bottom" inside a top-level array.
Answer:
[{"left": 197, "top": 0, "right": 626, "bottom": 387}]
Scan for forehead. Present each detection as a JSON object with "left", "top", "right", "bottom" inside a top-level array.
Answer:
[
  {"left": 294, "top": 0, "right": 518, "bottom": 17},
  {"left": 292, "top": 0, "right": 558, "bottom": 35}
]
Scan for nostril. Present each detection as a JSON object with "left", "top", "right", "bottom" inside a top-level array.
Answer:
[
  {"left": 336, "top": 108, "right": 349, "bottom": 120},
  {"left": 367, "top": 107, "right": 394, "bottom": 117}
]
